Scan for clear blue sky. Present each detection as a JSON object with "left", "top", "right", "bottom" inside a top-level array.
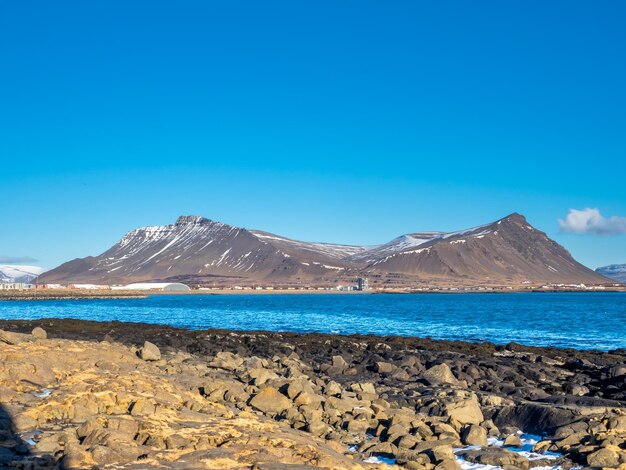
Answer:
[{"left": 1, "top": 1, "right": 625, "bottom": 270}]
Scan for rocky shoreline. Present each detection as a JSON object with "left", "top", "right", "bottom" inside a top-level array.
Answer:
[
  {"left": 0, "top": 291, "right": 147, "bottom": 301},
  {"left": 0, "top": 319, "right": 625, "bottom": 469}
]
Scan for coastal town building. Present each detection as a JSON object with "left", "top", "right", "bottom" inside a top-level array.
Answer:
[
  {"left": 112, "top": 282, "right": 191, "bottom": 292},
  {"left": 0, "top": 283, "right": 30, "bottom": 290},
  {"left": 70, "top": 284, "right": 111, "bottom": 290}
]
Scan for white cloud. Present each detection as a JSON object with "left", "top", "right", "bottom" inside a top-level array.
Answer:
[
  {"left": 0, "top": 255, "right": 38, "bottom": 264},
  {"left": 558, "top": 208, "right": 626, "bottom": 235}
]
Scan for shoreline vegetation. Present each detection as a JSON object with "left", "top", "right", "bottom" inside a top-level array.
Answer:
[
  {"left": 1, "top": 285, "right": 624, "bottom": 301},
  {"left": 0, "top": 318, "right": 624, "bottom": 468}
]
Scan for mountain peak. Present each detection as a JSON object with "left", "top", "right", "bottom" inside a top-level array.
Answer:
[
  {"left": 175, "top": 215, "right": 212, "bottom": 226},
  {"left": 500, "top": 212, "right": 527, "bottom": 224}
]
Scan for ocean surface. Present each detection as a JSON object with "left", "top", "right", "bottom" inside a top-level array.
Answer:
[{"left": 0, "top": 292, "right": 624, "bottom": 351}]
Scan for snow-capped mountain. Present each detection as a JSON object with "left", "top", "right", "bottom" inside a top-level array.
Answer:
[
  {"left": 595, "top": 264, "right": 626, "bottom": 283},
  {"left": 0, "top": 265, "right": 44, "bottom": 283},
  {"left": 39, "top": 213, "right": 609, "bottom": 286}
]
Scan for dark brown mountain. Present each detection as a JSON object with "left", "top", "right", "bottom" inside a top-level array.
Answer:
[
  {"left": 354, "top": 213, "right": 607, "bottom": 284},
  {"left": 39, "top": 213, "right": 609, "bottom": 286}
]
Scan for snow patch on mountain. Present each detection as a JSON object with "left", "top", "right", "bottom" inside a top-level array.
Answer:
[
  {"left": 250, "top": 230, "right": 369, "bottom": 259},
  {"left": 595, "top": 264, "right": 626, "bottom": 283},
  {"left": 0, "top": 265, "right": 45, "bottom": 283}
]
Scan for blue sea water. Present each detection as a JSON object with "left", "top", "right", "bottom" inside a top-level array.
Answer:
[{"left": 0, "top": 293, "right": 624, "bottom": 351}]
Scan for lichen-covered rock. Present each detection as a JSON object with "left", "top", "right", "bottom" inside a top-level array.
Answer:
[{"left": 423, "top": 363, "right": 459, "bottom": 385}]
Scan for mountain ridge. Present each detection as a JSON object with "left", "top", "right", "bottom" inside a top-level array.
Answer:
[
  {"left": 595, "top": 264, "right": 626, "bottom": 283},
  {"left": 0, "top": 265, "right": 44, "bottom": 283},
  {"left": 39, "top": 213, "right": 610, "bottom": 287}
]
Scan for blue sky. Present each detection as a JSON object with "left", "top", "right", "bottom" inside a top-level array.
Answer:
[{"left": 1, "top": 0, "right": 625, "bottom": 269}]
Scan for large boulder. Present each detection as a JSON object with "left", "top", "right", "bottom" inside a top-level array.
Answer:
[
  {"left": 0, "top": 329, "right": 29, "bottom": 345},
  {"left": 461, "top": 425, "right": 487, "bottom": 446},
  {"left": 249, "top": 387, "right": 292, "bottom": 414},
  {"left": 209, "top": 351, "right": 243, "bottom": 371},
  {"left": 246, "top": 368, "right": 279, "bottom": 386},
  {"left": 129, "top": 398, "right": 157, "bottom": 416},
  {"left": 608, "top": 415, "right": 626, "bottom": 431},
  {"left": 374, "top": 362, "right": 395, "bottom": 374},
  {"left": 443, "top": 395, "right": 484, "bottom": 425},
  {"left": 607, "top": 364, "right": 626, "bottom": 378},
  {"left": 458, "top": 448, "right": 530, "bottom": 469},
  {"left": 491, "top": 403, "right": 579, "bottom": 435},
  {"left": 139, "top": 341, "right": 161, "bottom": 361},
  {"left": 31, "top": 327, "right": 48, "bottom": 340},
  {"left": 503, "top": 434, "right": 522, "bottom": 447},
  {"left": 423, "top": 364, "right": 459, "bottom": 385},
  {"left": 586, "top": 447, "right": 621, "bottom": 468},
  {"left": 286, "top": 378, "right": 315, "bottom": 399}
]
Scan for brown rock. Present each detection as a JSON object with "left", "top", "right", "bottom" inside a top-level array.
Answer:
[
  {"left": 374, "top": 362, "right": 395, "bottom": 373},
  {"left": 31, "top": 327, "right": 48, "bottom": 340},
  {"left": 247, "top": 367, "right": 279, "bottom": 385},
  {"left": 503, "top": 434, "right": 522, "bottom": 447},
  {"left": 286, "top": 378, "right": 315, "bottom": 399},
  {"left": 443, "top": 395, "right": 484, "bottom": 425},
  {"left": 166, "top": 433, "right": 191, "bottom": 449},
  {"left": 608, "top": 415, "right": 626, "bottom": 431},
  {"left": 62, "top": 441, "right": 91, "bottom": 468},
  {"left": 397, "top": 434, "right": 422, "bottom": 449},
  {"left": 423, "top": 363, "right": 459, "bottom": 385},
  {"left": 307, "top": 419, "right": 329, "bottom": 437},
  {"left": 129, "top": 398, "right": 157, "bottom": 416},
  {"left": 332, "top": 355, "right": 348, "bottom": 369},
  {"left": 435, "top": 458, "right": 462, "bottom": 470},
  {"left": 461, "top": 425, "right": 487, "bottom": 446},
  {"left": 345, "top": 418, "right": 371, "bottom": 434},
  {"left": 209, "top": 351, "right": 243, "bottom": 371},
  {"left": 324, "top": 381, "right": 342, "bottom": 396},
  {"left": 431, "top": 444, "right": 455, "bottom": 462},
  {"left": 0, "top": 329, "right": 29, "bottom": 345},
  {"left": 459, "top": 448, "right": 530, "bottom": 470},
  {"left": 293, "top": 391, "right": 323, "bottom": 407},
  {"left": 249, "top": 387, "right": 292, "bottom": 414},
  {"left": 586, "top": 447, "right": 621, "bottom": 468},
  {"left": 139, "top": 341, "right": 161, "bottom": 361}
]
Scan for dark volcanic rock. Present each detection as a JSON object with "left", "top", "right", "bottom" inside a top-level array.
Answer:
[{"left": 491, "top": 403, "right": 582, "bottom": 435}]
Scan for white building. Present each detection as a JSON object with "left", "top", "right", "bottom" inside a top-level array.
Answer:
[
  {"left": 112, "top": 282, "right": 191, "bottom": 292},
  {"left": 0, "top": 283, "right": 25, "bottom": 290},
  {"left": 71, "top": 284, "right": 111, "bottom": 290},
  {"left": 0, "top": 283, "right": 36, "bottom": 290}
]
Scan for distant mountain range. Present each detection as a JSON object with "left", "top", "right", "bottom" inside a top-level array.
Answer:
[
  {"left": 0, "top": 265, "right": 44, "bottom": 283},
  {"left": 595, "top": 264, "right": 626, "bottom": 283},
  {"left": 39, "top": 213, "right": 609, "bottom": 287}
]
